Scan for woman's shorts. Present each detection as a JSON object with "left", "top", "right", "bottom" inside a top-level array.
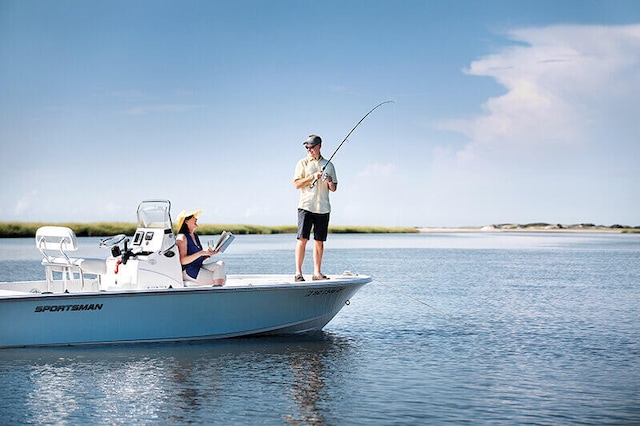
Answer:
[{"left": 183, "top": 260, "right": 226, "bottom": 286}]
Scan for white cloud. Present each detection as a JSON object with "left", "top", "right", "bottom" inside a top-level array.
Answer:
[
  {"left": 355, "top": 162, "right": 398, "bottom": 180},
  {"left": 13, "top": 190, "right": 39, "bottom": 217},
  {"left": 427, "top": 24, "right": 640, "bottom": 226},
  {"left": 440, "top": 24, "right": 640, "bottom": 165},
  {"left": 333, "top": 162, "right": 410, "bottom": 226}
]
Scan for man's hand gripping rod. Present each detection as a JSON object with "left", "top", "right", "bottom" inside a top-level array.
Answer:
[{"left": 310, "top": 100, "right": 395, "bottom": 188}]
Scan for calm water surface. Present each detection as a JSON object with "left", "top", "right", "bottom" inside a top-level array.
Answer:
[{"left": 1, "top": 232, "right": 639, "bottom": 424}]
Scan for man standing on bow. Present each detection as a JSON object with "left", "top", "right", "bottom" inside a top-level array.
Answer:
[{"left": 293, "top": 135, "right": 338, "bottom": 282}]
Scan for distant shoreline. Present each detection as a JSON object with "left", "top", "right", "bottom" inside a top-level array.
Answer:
[
  {"left": 0, "top": 222, "right": 417, "bottom": 238},
  {"left": 0, "top": 222, "right": 637, "bottom": 238}
]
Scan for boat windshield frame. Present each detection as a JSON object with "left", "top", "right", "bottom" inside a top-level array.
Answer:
[{"left": 136, "top": 200, "right": 173, "bottom": 230}]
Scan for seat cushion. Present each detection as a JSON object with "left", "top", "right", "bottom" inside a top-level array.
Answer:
[{"left": 78, "top": 258, "right": 107, "bottom": 276}]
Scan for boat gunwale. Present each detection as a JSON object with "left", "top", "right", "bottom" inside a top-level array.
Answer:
[{"left": 0, "top": 274, "right": 372, "bottom": 301}]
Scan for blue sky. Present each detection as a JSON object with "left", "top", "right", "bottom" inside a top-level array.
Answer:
[{"left": 1, "top": 0, "right": 639, "bottom": 227}]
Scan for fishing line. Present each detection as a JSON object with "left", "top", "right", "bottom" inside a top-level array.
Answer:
[
  {"left": 310, "top": 100, "right": 395, "bottom": 188},
  {"left": 375, "top": 279, "right": 468, "bottom": 325}
]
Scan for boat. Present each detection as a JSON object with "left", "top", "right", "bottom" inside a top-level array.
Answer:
[{"left": 0, "top": 200, "right": 371, "bottom": 348}]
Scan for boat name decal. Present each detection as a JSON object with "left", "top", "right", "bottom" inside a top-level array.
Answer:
[
  {"left": 305, "top": 287, "right": 344, "bottom": 297},
  {"left": 34, "top": 304, "right": 104, "bottom": 313}
]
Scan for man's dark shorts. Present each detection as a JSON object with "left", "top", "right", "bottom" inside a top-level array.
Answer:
[{"left": 297, "top": 209, "right": 330, "bottom": 241}]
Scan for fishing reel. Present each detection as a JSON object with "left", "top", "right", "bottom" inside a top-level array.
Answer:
[{"left": 309, "top": 171, "right": 329, "bottom": 189}]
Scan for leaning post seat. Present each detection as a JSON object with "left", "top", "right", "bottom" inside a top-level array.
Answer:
[{"left": 35, "top": 226, "right": 105, "bottom": 291}]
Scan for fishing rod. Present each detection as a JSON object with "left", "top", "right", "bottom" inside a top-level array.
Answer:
[
  {"left": 310, "top": 100, "right": 395, "bottom": 188},
  {"left": 376, "top": 279, "right": 468, "bottom": 325}
]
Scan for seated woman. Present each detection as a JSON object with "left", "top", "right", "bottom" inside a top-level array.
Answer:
[{"left": 175, "top": 209, "right": 226, "bottom": 286}]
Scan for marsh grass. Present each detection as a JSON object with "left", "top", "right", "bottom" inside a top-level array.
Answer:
[
  {"left": 7, "top": 221, "right": 634, "bottom": 238},
  {"left": 0, "top": 222, "right": 418, "bottom": 238},
  {"left": 0, "top": 222, "right": 138, "bottom": 238}
]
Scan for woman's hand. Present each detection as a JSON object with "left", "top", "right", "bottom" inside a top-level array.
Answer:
[{"left": 203, "top": 247, "right": 220, "bottom": 257}]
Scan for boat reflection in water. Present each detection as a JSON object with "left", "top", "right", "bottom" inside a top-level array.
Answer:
[
  {"left": 7, "top": 334, "right": 354, "bottom": 424},
  {"left": 287, "top": 350, "right": 326, "bottom": 424}
]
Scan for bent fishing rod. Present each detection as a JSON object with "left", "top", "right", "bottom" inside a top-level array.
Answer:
[{"left": 310, "top": 100, "right": 395, "bottom": 188}]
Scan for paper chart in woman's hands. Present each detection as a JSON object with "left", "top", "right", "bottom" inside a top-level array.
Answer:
[{"left": 210, "top": 231, "right": 235, "bottom": 253}]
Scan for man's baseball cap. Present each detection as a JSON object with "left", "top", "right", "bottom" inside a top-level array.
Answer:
[{"left": 302, "top": 135, "right": 322, "bottom": 147}]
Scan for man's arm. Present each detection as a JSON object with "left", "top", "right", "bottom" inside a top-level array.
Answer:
[{"left": 293, "top": 172, "right": 322, "bottom": 189}]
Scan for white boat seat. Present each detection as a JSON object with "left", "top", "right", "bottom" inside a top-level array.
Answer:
[
  {"left": 40, "top": 256, "right": 83, "bottom": 271},
  {"left": 35, "top": 226, "right": 105, "bottom": 291},
  {"left": 78, "top": 258, "right": 107, "bottom": 276},
  {"left": 36, "top": 225, "right": 79, "bottom": 253}
]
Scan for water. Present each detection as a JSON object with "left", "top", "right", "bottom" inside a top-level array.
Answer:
[{"left": 1, "top": 232, "right": 639, "bottom": 424}]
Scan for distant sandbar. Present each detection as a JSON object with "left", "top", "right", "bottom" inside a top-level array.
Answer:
[{"left": 418, "top": 223, "right": 639, "bottom": 233}]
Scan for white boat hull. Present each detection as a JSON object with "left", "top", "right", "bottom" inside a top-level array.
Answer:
[{"left": 0, "top": 274, "right": 371, "bottom": 348}]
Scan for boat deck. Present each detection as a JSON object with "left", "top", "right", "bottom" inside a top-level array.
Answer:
[
  {"left": 0, "top": 273, "right": 370, "bottom": 298},
  {"left": 223, "top": 273, "right": 362, "bottom": 287}
]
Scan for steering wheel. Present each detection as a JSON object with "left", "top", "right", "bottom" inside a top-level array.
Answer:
[{"left": 100, "top": 234, "right": 128, "bottom": 248}]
